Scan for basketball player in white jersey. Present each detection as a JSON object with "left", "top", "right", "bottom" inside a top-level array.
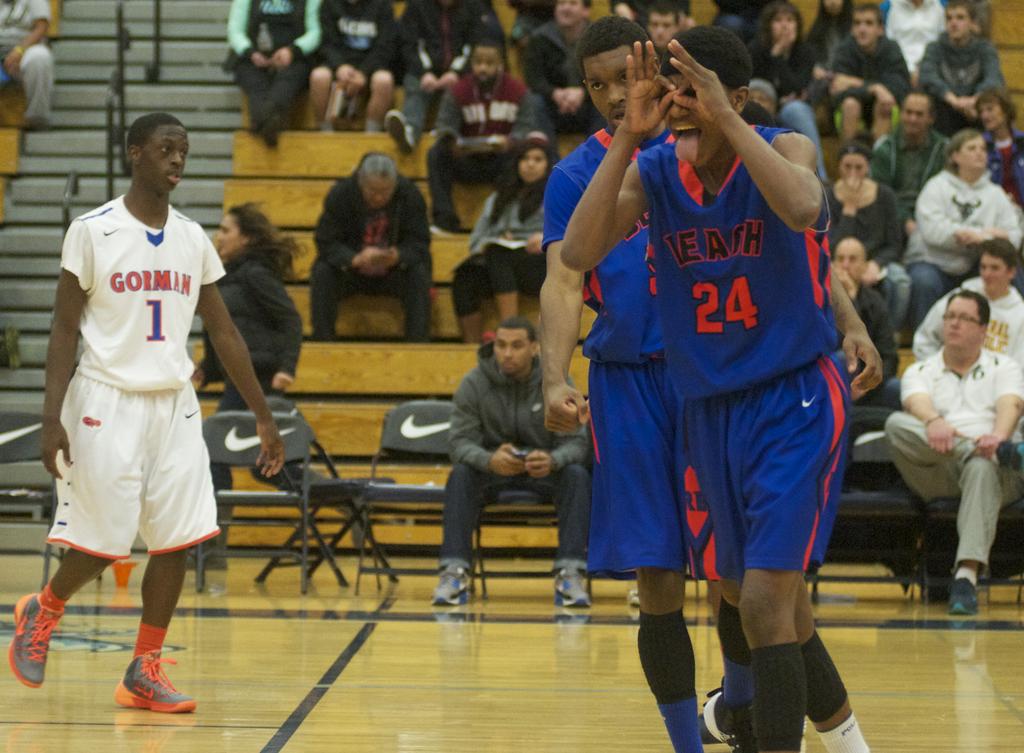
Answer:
[{"left": 7, "top": 113, "right": 285, "bottom": 713}]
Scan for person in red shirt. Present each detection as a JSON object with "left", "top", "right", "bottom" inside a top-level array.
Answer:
[{"left": 427, "top": 38, "right": 549, "bottom": 232}]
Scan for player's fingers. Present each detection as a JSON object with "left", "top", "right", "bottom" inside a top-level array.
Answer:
[{"left": 43, "top": 451, "right": 61, "bottom": 480}]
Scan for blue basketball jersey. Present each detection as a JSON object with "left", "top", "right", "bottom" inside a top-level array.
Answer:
[
  {"left": 543, "top": 129, "right": 670, "bottom": 364},
  {"left": 636, "top": 126, "right": 836, "bottom": 398}
]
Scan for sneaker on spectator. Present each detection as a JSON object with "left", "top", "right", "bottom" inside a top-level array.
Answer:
[
  {"left": 949, "top": 577, "right": 978, "bottom": 616},
  {"left": 554, "top": 568, "right": 591, "bottom": 608},
  {"left": 385, "top": 109, "right": 415, "bottom": 153},
  {"left": 626, "top": 587, "right": 640, "bottom": 608},
  {"left": 432, "top": 565, "right": 469, "bottom": 606}
]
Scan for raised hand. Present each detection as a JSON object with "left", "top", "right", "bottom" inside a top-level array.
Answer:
[
  {"left": 620, "top": 40, "right": 675, "bottom": 138},
  {"left": 665, "top": 38, "right": 736, "bottom": 122}
]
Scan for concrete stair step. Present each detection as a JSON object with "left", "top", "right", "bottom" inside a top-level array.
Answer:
[
  {"left": 52, "top": 39, "right": 228, "bottom": 66},
  {"left": 0, "top": 280, "right": 58, "bottom": 309},
  {"left": 50, "top": 108, "right": 243, "bottom": 130},
  {"left": 56, "top": 63, "right": 232, "bottom": 85},
  {"left": 0, "top": 369, "right": 46, "bottom": 390},
  {"left": 22, "top": 131, "right": 233, "bottom": 157},
  {"left": 0, "top": 391, "right": 44, "bottom": 412},
  {"left": 0, "top": 258, "right": 62, "bottom": 276},
  {"left": 0, "top": 228, "right": 66, "bottom": 254},
  {"left": 0, "top": 461, "right": 49, "bottom": 488},
  {"left": 4, "top": 201, "right": 223, "bottom": 225},
  {"left": 10, "top": 176, "right": 224, "bottom": 206},
  {"left": 16, "top": 155, "right": 231, "bottom": 177},
  {"left": 58, "top": 19, "right": 228, "bottom": 40},
  {"left": 52, "top": 83, "right": 240, "bottom": 110},
  {"left": 63, "top": 1, "right": 230, "bottom": 23},
  {"left": 10, "top": 335, "right": 47, "bottom": 365}
]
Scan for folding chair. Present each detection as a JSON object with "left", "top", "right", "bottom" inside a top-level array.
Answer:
[
  {"left": 0, "top": 412, "right": 55, "bottom": 585},
  {"left": 197, "top": 410, "right": 322, "bottom": 594},
  {"left": 472, "top": 487, "right": 558, "bottom": 599},
  {"left": 352, "top": 400, "right": 454, "bottom": 593}
]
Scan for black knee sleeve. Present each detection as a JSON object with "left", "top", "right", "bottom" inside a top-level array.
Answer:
[
  {"left": 802, "top": 631, "right": 848, "bottom": 723},
  {"left": 716, "top": 599, "right": 751, "bottom": 665},
  {"left": 751, "top": 643, "right": 806, "bottom": 751},
  {"left": 637, "top": 610, "right": 696, "bottom": 705}
]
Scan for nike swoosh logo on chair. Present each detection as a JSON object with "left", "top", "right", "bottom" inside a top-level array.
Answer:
[
  {"left": 224, "top": 426, "right": 295, "bottom": 452},
  {"left": 399, "top": 415, "right": 451, "bottom": 439}
]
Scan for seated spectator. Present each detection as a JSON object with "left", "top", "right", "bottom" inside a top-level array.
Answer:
[
  {"left": 509, "top": 0, "right": 555, "bottom": 51},
  {"left": 618, "top": 0, "right": 693, "bottom": 33},
  {"left": 806, "top": 0, "right": 852, "bottom": 93},
  {"left": 453, "top": 141, "right": 552, "bottom": 342},
  {"left": 746, "top": 78, "right": 778, "bottom": 117},
  {"left": 309, "top": 153, "right": 432, "bottom": 342},
  {"left": 913, "top": 239, "right": 1024, "bottom": 366},
  {"left": 644, "top": 1, "right": 691, "bottom": 58},
  {"left": 747, "top": 0, "right": 827, "bottom": 179},
  {"left": 885, "top": 289, "right": 1024, "bottom": 615},
  {"left": 918, "top": 0, "right": 1004, "bottom": 137},
  {"left": 308, "top": 0, "right": 397, "bottom": 133},
  {"left": 871, "top": 89, "right": 947, "bottom": 241},
  {"left": 830, "top": 3, "right": 910, "bottom": 142},
  {"left": 384, "top": 0, "right": 496, "bottom": 153},
  {"left": 0, "top": 0, "right": 54, "bottom": 130},
  {"left": 193, "top": 203, "right": 303, "bottom": 562},
  {"left": 712, "top": 0, "right": 771, "bottom": 43},
  {"left": 432, "top": 317, "right": 591, "bottom": 607},
  {"left": 227, "top": 0, "right": 321, "bottom": 147},
  {"left": 977, "top": 89, "right": 1024, "bottom": 207},
  {"left": 827, "top": 141, "right": 909, "bottom": 329},
  {"left": 905, "top": 129, "right": 1023, "bottom": 328},
  {"left": 524, "top": 0, "right": 601, "bottom": 138},
  {"left": 427, "top": 39, "right": 547, "bottom": 233},
  {"left": 833, "top": 237, "right": 900, "bottom": 408},
  {"left": 884, "top": 0, "right": 944, "bottom": 84}
]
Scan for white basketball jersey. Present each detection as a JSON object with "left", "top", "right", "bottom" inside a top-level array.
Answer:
[{"left": 61, "top": 196, "right": 225, "bottom": 391}]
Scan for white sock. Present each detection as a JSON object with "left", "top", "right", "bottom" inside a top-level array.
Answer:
[
  {"left": 955, "top": 566, "right": 977, "bottom": 585},
  {"left": 818, "top": 713, "right": 869, "bottom": 753}
]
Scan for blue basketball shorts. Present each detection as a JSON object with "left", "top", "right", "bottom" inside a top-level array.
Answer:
[
  {"left": 587, "top": 358, "right": 717, "bottom": 580},
  {"left": 683, "top": 355, "right": 850, "bottom": 582}
]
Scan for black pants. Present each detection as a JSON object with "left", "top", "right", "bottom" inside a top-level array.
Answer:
[
  {"left": 234, "top": 58, "right": 311, "bottom": 131},
  {"left": 933, "top": 99, "right": 977, "bottom": 137},
  {"left": 438, "top": 462, "right": 591, "bottom": 571},
  {"left": 484, "top": 245, "right": 546, "bottom": 296},
  {"left": 426, "top": 145, "right": 506, "bottom": 229},
  {"left": 309, "top": 259, "right": 431, "bottom": 342},
  {"left": 451, "top": 255, "right": 492, "bottom": 317},
  {"left": 537, "top": 97, "right": 602, "bottom": 138}
]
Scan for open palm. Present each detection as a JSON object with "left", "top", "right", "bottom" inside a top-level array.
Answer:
[{"left": 621, "top": 41, "right": 674, "bottom": 138}]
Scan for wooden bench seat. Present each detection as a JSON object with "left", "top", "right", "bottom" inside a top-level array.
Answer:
[{"left": 192, "top": 341, "right": 591, "bottom": 396}]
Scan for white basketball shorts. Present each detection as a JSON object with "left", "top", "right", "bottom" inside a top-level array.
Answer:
[{"left": 47, "top": 374, "right": 219, "bottom": 558}]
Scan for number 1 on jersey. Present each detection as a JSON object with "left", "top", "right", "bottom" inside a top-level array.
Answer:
[
  {"left": 145, "top": 299, "right": 165, "bottom": 342},
  {"left": 693, "top": 277, "right": 759, "bottom": 333}
]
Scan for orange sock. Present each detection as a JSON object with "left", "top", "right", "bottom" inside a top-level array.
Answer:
[
  {"left": 134, "top": 623, "right": 167, "bottom": 657},
  {"left": 39, "top": 583, "right": 66, "bottom": 613}
]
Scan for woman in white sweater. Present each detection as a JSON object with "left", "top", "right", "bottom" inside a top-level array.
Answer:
[{"left": 905, "top": 128, "right": 1023, "bottom": 326}]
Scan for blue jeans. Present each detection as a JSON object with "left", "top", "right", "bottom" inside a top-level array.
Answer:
[
  {"left": 877, "top": 262, "right": 912, "bottom": 333},
  {"left": 778, "top": 99, "right": 827, "bottom": 180},
  {"left": 907, "top": 262, "right": 969, "bottom": 329}
]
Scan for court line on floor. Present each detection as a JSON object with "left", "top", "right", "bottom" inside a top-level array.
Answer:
[
  {"left": 5, "top": 603, "right": 1021, "bottom": 633},
  {"left": 259, "top": 590, "right": 397, "bottom": 753},
  {"left": 0, "top": 719, "right": 279, "bottom": 730}
]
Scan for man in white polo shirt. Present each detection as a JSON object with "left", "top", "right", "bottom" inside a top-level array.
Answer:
[
  {"left": 913, "top": 239, "right": 1024, "bottom": 367},
  {"left": 886, "top": 289, "right": 1024, "bottom": 615}
]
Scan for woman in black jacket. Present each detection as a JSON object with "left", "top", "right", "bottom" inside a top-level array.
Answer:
[
  {"left": 748, "top": 1, "right": 827, "bottom": 178},
  {"left": 196, "top": 203, "right": 302, "bottom": 414}
]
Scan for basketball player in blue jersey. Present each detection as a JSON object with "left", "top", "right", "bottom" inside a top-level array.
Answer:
[
  {"left": 540, "top": 16, "right": 756, "bottom": 753},
  {"left": 8, "top": 113, "right": 285, "bottom": 712},
  {"left": 560, "top": 28, "right": 881, "bottom": 753}
]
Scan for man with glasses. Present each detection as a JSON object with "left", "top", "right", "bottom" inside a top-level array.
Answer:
[{"left": 886, "top": 289, "right": 1024, "bottom": 615}]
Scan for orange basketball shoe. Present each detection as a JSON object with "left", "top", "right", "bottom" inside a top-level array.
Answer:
[
  {"left": 8, "top": 593, "right": 63, "bottom": 688},
  {"left": 114, "top": 651, "right": 196, "bottom": 713}
]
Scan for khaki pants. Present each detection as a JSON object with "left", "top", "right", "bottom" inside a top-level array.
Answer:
[{"left": 884, "top": 411, "right": 1024, "bottom": 569}]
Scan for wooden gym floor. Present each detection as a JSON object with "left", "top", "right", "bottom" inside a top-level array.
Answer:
[{"left": 1, "top": 554, "right": 1023, "bottom": 752}]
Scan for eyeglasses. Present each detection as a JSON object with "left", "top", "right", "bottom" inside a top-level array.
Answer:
[{"left": 942, "top": 313, "right": 983, "bottom": 325}]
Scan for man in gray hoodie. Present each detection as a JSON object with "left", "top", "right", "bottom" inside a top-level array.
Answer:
[{"left": 432, "top": 316, "right": 592, "bottom": 607}]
